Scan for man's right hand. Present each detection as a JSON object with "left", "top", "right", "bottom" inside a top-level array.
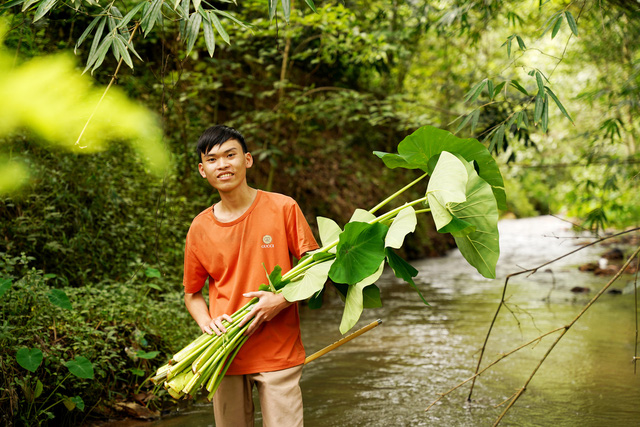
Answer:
[{"left": 202, "top": 313, "right": 233, "bottom": 335}]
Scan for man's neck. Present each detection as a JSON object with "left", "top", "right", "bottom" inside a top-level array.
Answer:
[{"left": 214, "top": 185, "right": 258, "bottom": 223}]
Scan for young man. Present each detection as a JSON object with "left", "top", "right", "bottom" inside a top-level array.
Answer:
[{"left": 182, "top": 125, "right": 319, "bottom": 427}]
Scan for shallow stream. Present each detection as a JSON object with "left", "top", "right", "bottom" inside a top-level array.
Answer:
[{"left": 136, "top": 216, "right": 640, "bottom": 426}]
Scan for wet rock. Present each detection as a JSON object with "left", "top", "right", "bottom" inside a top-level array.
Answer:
[
  {"left": 601, "top": 248, "right": 624, "bottom": 260},
  {"left": 579, "top": 263, "right": 597, "bottom": 272},
  {"left": 607, "top": 289, "right": 623, "bottom": 295},
  {"left": 570, "top": 286, "right": 590, "bottom": 293},
  {"left": 113, "top": 401, "right": 160, "bottom": 420}
]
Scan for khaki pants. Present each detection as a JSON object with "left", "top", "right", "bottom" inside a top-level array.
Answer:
[{"left": 212, "top": 365, "right": 304, "bottom": 427}]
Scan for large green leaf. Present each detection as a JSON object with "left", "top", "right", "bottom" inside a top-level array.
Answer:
[
  {"left": 384, "top": 206, "right": 417, "bottom": 249},
  {"left": 281, "top": 260, "right": 334, "bottom": 302},
  {"left": 373, "top": 126, "right": 506, "bottom": 210},
  {"left": 449, "top": 161, "right": 500, "bottom": 279},
  {"left": 0, "top": 277, "right": 11, "bottom": 298},
  {"left": 349, "top": 208, "right": 376, "bottom": 223},
  {"left": 426, "top": 151, "right": 472, "bottom": 234},
  {"left": 48, "top": 288, "right": 72, "bottom": 310},
  {"left": 16, "top": 347, "right": 43, "bottom": 372},
  {"left": 317, "top": 216, "right": 342, "bottom": 252},
  {"left": 385, "top": 248, "right": 429, "bottom": 305},
  {"left": 65, "top": 356, "right": 94, "bottom": 379},
  {"left": 340, "top": 262, "right": 384, "bottom": 334},
  {"left": 328, "top": 222, "right": 388, "bottom": 285}
]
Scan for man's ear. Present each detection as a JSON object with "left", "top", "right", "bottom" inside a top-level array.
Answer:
[
  {"left": 245, "top": 152, "right": 254, "bottom": 168},
  {"left": 198, "top": 163, "right": 207, "bottom": 178}
]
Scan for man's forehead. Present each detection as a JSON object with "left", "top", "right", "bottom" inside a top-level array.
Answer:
[{"left": 203, "top": 139, "right": 242, "bottom": 156}]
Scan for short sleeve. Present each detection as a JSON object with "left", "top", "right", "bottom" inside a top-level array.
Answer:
[
  {"left": 183, "top": 229, "right": 209, "bottom": 293},
  {"left": 285, "top": 201, "right": 319, "bottom": 259}
]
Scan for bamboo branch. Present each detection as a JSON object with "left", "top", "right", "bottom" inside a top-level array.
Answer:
[
  {"left": 468, "top": 226, "right": 640, "bottom": 401},
  {"left": 75, "top": 22, "right": 140, "bottom": 148},
  {"left": 493, "top": 245, "right": 640, "bottom": 426}
]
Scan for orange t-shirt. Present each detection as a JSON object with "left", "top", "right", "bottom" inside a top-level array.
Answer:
[{"left": 183, "top": 190, "right": 319, "bottom": 375}]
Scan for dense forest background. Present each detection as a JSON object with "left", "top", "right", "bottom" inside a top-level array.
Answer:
[{"left": 1, "top": 0, "right": 639, "bottom": 425}]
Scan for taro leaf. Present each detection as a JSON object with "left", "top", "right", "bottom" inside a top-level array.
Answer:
[
  {"left": 328, "top": 222, "right": 388, "bottom": 285},
  {"left": 339, "top": 262, "right": 384, "bottom": 334},
  {"left": 373, "top": 126, "right": 506, "bottom": 210},
  {"left": 65, "top": 356, "right": 94, "bottom": 379},
  {"left": 362, "top": 285, "right": 382, "bottom": 309},
  {"left": 281, "top": 260, "right": 334, "bottom": 302},
  {"left": 71, "top": 396, "right": 85, "bottom": 411},
  {"left": 308, "top": 288, "right": 324, "bottom": 309},
  {"left": 144, "top": 267, "right": 161, "bottom": 278},
  {"left": 136, "top": 350, "right": 160, "bottom": 359},
  {"left": 385, "top": 206, "right": 417, "bottom": 249},
  {"left": 385, "top": 248, "right": 429, "bottom": 305},
  {"left": 349, "top": 208, "right": 376, "bottom": 223},
  {"left": 317, "top": 216, "right": 342, "bottom": 252},
  {"left": 449, "top": 160, "right": 500, "bottom": 279},
  {"left": 16, "top": 347, "right": 43, "bottom": 372},
  {"left": 130, "top": 367, "right": 145, "bottom": 376},
  {"left": 426, "top": 151, "right": 473, "bottom": 235},
  {"left": 48, "top": 288, "right": 72, "bottom": 310},
  {"left": 0, "top": 278, "right": 11, "bottom": 298},
  {"left": 267, "top": 264, "right": 287, "bottom": 290}
]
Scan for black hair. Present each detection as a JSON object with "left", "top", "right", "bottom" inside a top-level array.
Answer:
[{"left": 196, "top": 125, "right": 248, "bottom": 159}]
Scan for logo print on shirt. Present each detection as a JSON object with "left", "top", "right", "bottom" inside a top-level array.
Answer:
[{"left": 262, "top": 235, "right": 274, "bottom": 248}]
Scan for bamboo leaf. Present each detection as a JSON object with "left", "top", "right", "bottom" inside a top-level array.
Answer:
[
  {"left": 303, "top": 0, "right": 316, "bottom": 13},
  {"left": 33, "top": 0, "right": 56, "bottom": 22},
  {"left": 281, "top": 0, "right": 290, "bottom": 22},
  {"left": 516, "top": 34, "right": 526, "bottom": 50},
  {"left": 516, "top": 110, "right": 524, "bottom": 129},
  {"left": 88, "top": 35, "right": 114, "bottom": 74},
  {"left": 535, "top": 71, "right": 545, "bottom": 94},
  {"left": 213, "top": 9, "right": 249, "bottom": 28},
  {"left": 455, "top": 112, "right": 474, "bottom": 133},
  {"left": 534, "top": 92, "right": 544, "bottom": 123},
  {"left": 464, "top": 79, "right": 488, "bottom": 103},
  {"left": 209, "top": 11, "right": 230, "bottom": 44},
  {"left": 141, "top": 0, "right": 162, "bottom": 36},
  {"left": 202, "top": 11, "right": 216, "bottom": 57},
  {"left": 551, "top": 14, "right": 563, "bottom": 39},
  {"left": 185, "top": 12, "right": 201, "bottom": 55},
  {"left": 268, "top": 0, "right": 276, "bottom": 21},
  {"left": 506, "top": 113, "right": 517, "bottom": 130},
  {"left": 114, "top": 35, "right": 134, "bottom": 68},
  {"left": 75, "top": 14, "right": 102, "bottom": 53},
  {"left": 118, "top": 1, "right": 146, "bottom": 31},
  {"left": 509, "top": 79, "right": 529, "bottom": 96},
  {"left": 545, "top": 86, "right": 574, "bottom": 123},
  {"left": 21, "top": 0, "right": 39, "bottom": 12},
  {"left": 493, "top": 81, "right": 506, "bottom": 97},
  {"left": 542, "top": 94, "right": 549, "bottom": 132},
  {"left": 487, "top": 79, "right": 495, "bottom": 100},
  {"left": 470, "top": 109, "right": 480, "bottom": 133},
  {"left": 85, "top": 17, "right": 107, "bottom": 71},
  {"left": 522, "top": 110, "right": 530, "bottom": 128},
  {"left": 488, "top": 124, "right": 504, "bottom": 153},
  {"left": 565, "top": 11, "right": 578, "bottom": 36},
  {"left": 192, "top": 0, "right": 201, "bottom": 14}
]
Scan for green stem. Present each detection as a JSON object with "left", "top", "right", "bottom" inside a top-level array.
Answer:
[
  {"left": 368, "top": 172, "right": 429, "bottom": 214},
  {"left": 36, "top": 372, "right": 70, "bottom": 414}
]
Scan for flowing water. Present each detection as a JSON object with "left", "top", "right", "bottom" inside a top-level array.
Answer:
[{"left": 134, "top": 216, "right": 640, "bottom": 426}]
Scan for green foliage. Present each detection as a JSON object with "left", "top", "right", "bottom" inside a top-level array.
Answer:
[{"left": 0, "top": 255, "right": 197, "bottom": 425}]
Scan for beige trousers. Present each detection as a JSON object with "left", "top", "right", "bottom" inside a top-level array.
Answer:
[{"left": 212, "top": 365, "right": 304, "bottom": 427}]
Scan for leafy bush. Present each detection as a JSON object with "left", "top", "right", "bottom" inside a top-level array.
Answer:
[{"left": 0, "top": 255, "right": 198, "bottom": 426}]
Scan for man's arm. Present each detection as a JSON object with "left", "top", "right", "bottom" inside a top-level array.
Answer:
[
  {"left": 184, "top": 290, "right": 232, "bottom": 335},
  {"left": 237, "top": 291, "right": 293, "bottom": 336}
]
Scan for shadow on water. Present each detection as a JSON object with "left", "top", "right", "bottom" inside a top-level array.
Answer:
[{"left": 138, "top": 216, "right": 640, "bottom": 426}]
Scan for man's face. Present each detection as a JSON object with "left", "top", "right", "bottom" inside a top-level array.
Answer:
[{"left": 198, "top": 139, "right": 253, "bottom": 193}]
